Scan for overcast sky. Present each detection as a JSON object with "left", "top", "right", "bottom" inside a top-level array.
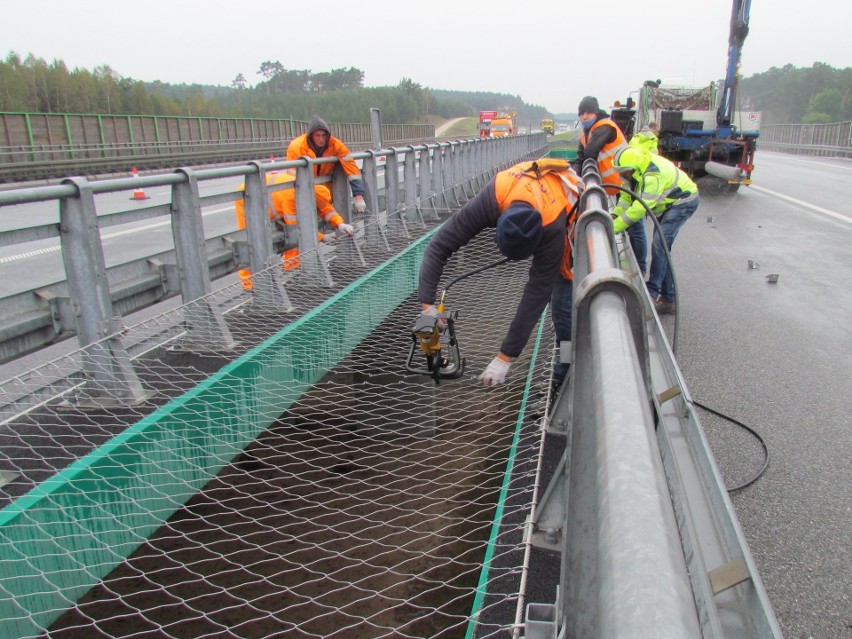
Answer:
[{"left": 1, "top": 0, "right": 848, "bottom": 115}]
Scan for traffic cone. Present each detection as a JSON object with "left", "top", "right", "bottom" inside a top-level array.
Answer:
[{"left": 129, "top": 167, "right": 149, "bottom": 201}]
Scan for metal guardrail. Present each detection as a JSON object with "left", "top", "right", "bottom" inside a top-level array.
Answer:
[
  {"left": 0, "top": 119, "right": 437, "bottom": 183},
  {"left": 525, "top": 160, "right": 783, "bottom": 638},
  {"left": 0, "top": 133, "right": 544, "bottom": 367},
  {"left": 759, "top": 120, "right": 852, "bottom": 157}
]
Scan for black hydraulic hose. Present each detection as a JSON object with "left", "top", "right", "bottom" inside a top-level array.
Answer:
[
  {"left": 605, "top": 183, "right": 769, "bottom": 492},
  {"left": 693, "top": 400, "right": 770, "bottom": 492},
  {"left": 442, "top": 257, "right": 509, "bottom": 295},
  {"left": 603, "top": 183, "right": 680, "bottom": 352}
]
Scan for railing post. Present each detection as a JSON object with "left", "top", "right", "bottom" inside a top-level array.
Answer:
[
  {"left": 171, "top": 167, "right": 237, "bottom": 351},
  {"left": 360, "top": 151, "right": 390, "bottom": 250},
  {"left": 369, "top": 107, "right": 383, "bottom": 150},
  {"left": 417, "top": 144, "right": 437, "bottom": 220},
  {"left": 294, "top": 161, "right": 334, "bottom": 286},
  {"left": 243, "top": 161, "right": 292, "bottom": 311},
  {"left": 441, "top": 142, "right": 460, "bottom": 209},
  {"left": 403, "top": 145, "right": 422, "bottom": 226},
  {"left": 59, "top": 177, "right": 152, "bottom": 406},
  {"left": 384, "top": 150, "right": 409, "bottom": 237}
]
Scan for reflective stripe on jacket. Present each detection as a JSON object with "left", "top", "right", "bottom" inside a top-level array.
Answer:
[
  {"left": 613, "top": 154, "right": 698, "bottom": 233},
  {"left": 579, "top": 119, "right": 627, "bottom": 190},
  {"left": 235, "top": 173, "right": 342, "bottom": 231}
]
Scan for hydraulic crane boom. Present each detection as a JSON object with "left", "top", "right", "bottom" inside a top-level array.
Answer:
[{"left": 717, "top": 0, "right": 752, "bottom": 127}]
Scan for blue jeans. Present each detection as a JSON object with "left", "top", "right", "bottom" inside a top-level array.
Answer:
[
  {"left": 626, "top": 218, "right": 648, "bottom": 274},
  {"left": 647, "top": 197, "right": 700, "bottom": 302},
  {"left": 550, "top": 275, "right": 573, "bottom": 385}
]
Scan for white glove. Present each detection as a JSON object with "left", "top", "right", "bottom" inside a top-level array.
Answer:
[
  {"left": 353, "top": 195, "right": 367, "bottom": 214},
  {"left": 479, "top": 356, "right": 511, "bottom": 386},
  {"left": 337, "top": 222, "right": 354, "bottom": 237},
  {"left": 319, "top": 232, "right": 334, "bottom": 244},
  {"left": 421, "top": 304, "right": 447, "bottom": 331}
]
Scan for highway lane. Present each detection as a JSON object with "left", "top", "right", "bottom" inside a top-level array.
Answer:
[
  {"left": 0, "top": 176, "right": 246, "bottom": 298},
  {"left": 669, "top": 156, "right": 851, "bottom": 639}
]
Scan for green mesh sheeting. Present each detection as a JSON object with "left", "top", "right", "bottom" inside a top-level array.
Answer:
[{"left": 544, "top": 148, "right": 578, "bottom": 161}]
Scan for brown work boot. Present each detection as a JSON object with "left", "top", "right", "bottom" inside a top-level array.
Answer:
[{"left": 655, "top": 298, "right": 676, "bottom": 315}]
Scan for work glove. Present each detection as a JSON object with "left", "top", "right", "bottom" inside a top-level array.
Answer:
[
  {"left": 420, "top": 304, "right": 447, "bottom": 332},
  {"left": 337, "top": 222, "right": 354, "bottom": 237},
  {"left": 319, "top": 232, "right": 334, "bottom": 244},
  {"left": 353, "top": 195, "right": 367, "bottom": 214},
  {"left": 479, "top": 356, "right": 511, "bottom": 387}
]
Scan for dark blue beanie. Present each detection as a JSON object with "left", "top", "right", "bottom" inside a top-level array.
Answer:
[{"left": 496, "top": 202, "right": 543, "bottom": 260}]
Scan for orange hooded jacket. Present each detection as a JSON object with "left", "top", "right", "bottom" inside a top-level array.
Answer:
[{"left": 286, "top": 115, "right": 365, "bottom": 198}]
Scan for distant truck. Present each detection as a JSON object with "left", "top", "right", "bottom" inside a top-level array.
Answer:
[
  {"left": 479, "top": 110, "right": 497, "bottom": 138},
  {"left": 491, "top": 110, "right": 517, "bottom": 137},
  {"left": 541, "top": 118, "right": 555, "bottom": 135}
]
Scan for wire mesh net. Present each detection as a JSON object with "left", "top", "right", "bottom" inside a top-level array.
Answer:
[{"left": 0, "top": 193, "right": 558, "bottom": 639}]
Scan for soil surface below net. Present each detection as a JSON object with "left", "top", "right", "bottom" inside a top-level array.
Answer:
[{"left": 47, "top": 372, "right": 526, "bottom": 639}]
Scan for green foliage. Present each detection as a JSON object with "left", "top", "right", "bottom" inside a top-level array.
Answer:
[{"left": 738, "top": 62, "right": 852, "bottom": 124}]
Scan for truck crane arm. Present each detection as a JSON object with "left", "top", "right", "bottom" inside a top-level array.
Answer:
[{"left": 717, "top": 0, "right": 751, "bottom": 127}]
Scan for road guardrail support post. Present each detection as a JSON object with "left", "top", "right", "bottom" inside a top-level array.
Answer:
[
  {"left": 171, "top": 167, "right": 237, "bottom": 352},
  {"left": 383, "top": 150, "right": 409, "bottom": 238},
  {"left": 59, "top": 177, "right": 152, "bottom": 407},
  {"left": 416, "top": 145, "right": 437, "bottom": 221},
  {"left": 403, "top": 146, "right": 422, "bottom": 227},
  {"left": 244, "top": 161, "right": 292, "bottom": 311},
  {"left": 294, "top": 161, "right": 334, "bottom": 287},
  {"left": 360, "top": 151, "right": 389, "bottom": 250}
]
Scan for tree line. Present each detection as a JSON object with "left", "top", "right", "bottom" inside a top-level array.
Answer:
[
  {"left": 738, "top": 62, "right": 852, "bottom": 125},
  {"left": 1, "top": 52, "right": 848, "bottom": 126},
  {"left": 0, "top": 52, "right": 548, "bottom": 125}
]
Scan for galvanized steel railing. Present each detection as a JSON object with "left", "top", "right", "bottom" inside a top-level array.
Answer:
[
  {"left": 526, "top": 160, "right": 783, "bottom": 639},
  {"left": 0, "top": 133, "right": 545, "bottom": 368},
  {"left": 0, "top": 111, "right": 437, "bottom": 181},
  {"left": 759, "top": 120, "right": 852, "bottom": 156}
]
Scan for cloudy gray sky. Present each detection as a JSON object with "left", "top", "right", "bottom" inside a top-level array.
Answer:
[{"left": 1, "top": 0, "right": 848, "bottom": 115}]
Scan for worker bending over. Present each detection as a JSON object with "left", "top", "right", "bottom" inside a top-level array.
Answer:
[
  {"left": 287, "top": 115, "right": 367, "bottom": 215},
  {"left": 235, "top": 172, "right": 353, "bottom": 290},
  {"left": 611, "top": 146, "right": 699, "bottom": 315},
  {"left": 418, "top": 159, "right": 582, "bottom": 387}
]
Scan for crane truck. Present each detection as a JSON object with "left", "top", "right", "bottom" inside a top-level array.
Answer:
[{"left": 612, "top": 0, "right": 759, "bottom": 190}]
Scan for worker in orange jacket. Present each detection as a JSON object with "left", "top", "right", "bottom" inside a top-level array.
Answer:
[
  {"left": 286, "top": 115, "right": 367, "bottom": 214},
  {"left": 235, "top": 172, "right": 354, "bottom": 289},
  {"left": 418, "top": 159, "right": 582, "bottom": 387},
  {"left": 573, "top": 95, "right": 647, "bottom": 275}
]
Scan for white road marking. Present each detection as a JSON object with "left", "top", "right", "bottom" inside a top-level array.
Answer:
[
  {"left": 750, "top": 185, "right": 851, "bottom": 225},
  {"left": 0, "top": 205, "right": 236, "bottom": 264}
]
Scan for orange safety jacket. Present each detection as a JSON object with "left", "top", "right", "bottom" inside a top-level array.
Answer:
[
  {"left": 235, "top": 173, "right": 344, "bottom": 286},
  {"left": 579, "top": 119, "right": 628, "bottom": 193},
  {"left": 494, "top": 160, "right": 582, "bottom": 279},
  {"left": 286, "top": 134, "right": 363, "bottom": 194}
]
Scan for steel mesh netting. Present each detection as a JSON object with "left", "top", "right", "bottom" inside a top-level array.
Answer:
[{"left": 0, "top": 199, "right": 560, "bottom": 638}]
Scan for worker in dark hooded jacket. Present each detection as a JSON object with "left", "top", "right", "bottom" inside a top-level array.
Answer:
[
  {"left": 572, "top": 95, "right": 647, "bottom": 275},
  {"left": 286, "top": 115, "right": 367, "bottom": 214},
  {"left": 418, "top": 159, "right": 582, "bottom": 387}
]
